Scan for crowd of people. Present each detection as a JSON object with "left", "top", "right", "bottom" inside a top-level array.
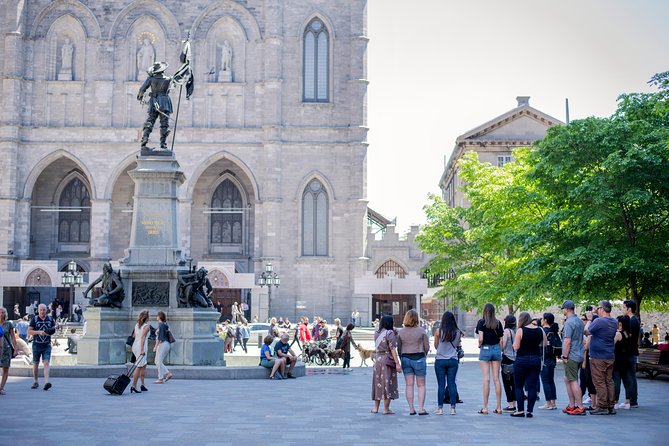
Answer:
[{"left": 368, "top": 299, "right": 650, "bottom": 417}]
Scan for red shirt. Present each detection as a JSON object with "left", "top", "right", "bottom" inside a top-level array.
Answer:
[{"left": 299, "top": 324, "right": 312, "bottom": 342}]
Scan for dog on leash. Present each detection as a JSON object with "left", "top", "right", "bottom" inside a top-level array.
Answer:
[
  {"left": 356, "top": 345, "right": 376, "bottom": 367},
  {"left": 328, "top": 348, "right": 345, "bottom": 365}
]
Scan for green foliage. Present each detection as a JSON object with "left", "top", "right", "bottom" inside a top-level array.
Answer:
[
  {"left": 417, "top": 149, "right": 554, "bottom": 314},
  {"left": 529, "top": 87, "right": 669, "bottom": 312},
  {"left": 419, "top": 71, "right": 669, "bottom": 314}
]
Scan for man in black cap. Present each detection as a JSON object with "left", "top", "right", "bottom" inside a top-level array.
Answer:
[
  {"left": 560, "top": 299, "right": 586, "bottom": 415},
  {"left": 137, "top": 61, "right": 173, "bottom": 150}
]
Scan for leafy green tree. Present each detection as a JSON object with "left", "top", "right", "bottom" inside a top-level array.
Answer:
[
  {"left": 528, "top": 75, "right": 669, "bottom": 315},
  {"left": 417, "top": 148, "right": 553, "bottom": 314}
]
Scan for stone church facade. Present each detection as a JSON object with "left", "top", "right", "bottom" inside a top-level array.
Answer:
[{"left": 0, "top": 0, "right": 391, "bottom": 323}]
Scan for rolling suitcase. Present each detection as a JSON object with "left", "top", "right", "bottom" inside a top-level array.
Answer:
[{"left": 103, "top": 362, "right": 137, "bottom": 395}]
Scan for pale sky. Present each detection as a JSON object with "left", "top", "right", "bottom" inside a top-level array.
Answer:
[{"left": 366, "top": 0, "right": 669, "bottom": 233}]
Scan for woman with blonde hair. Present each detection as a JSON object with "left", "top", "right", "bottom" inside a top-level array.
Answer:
[
  {"left": 153, "top": 311, "right": 173, "bottom": 384},
  {"left": 398, "top": 309, "right": 430, "bottom": 415},
  {"left": 475, "top": 302, "right": 504, "bottom": 414},
  {"left": 131, "top": 310, "right": 150, "bottom": 393}
]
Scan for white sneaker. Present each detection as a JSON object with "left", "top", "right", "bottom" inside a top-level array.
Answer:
[
  {"left": 619, "top": 403, "right": 630, "bottom": 410},
  {"left": 538, "top": 404, "right": 552, "bottom": 410},
  {"left": 583, "top": 396, "right": 592, "bottom": 405},
  {"left": 614, "top": 403, "right": 620, "bottom": 409}
]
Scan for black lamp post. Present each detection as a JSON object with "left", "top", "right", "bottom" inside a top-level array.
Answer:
[
  {"left": 257, "top": 262, "right": 280, "bottom": 319},
  {"left": 61, "top": 260, "right": 83, "bottom": 321}
]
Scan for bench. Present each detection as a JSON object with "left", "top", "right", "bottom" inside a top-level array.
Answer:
[{"left": 637, "top": 348, "right": 669, "bottom": 379}]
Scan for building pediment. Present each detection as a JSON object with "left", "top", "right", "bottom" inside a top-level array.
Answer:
[{"left": 457, "top": 105, "right": 563, "bottom": 144}]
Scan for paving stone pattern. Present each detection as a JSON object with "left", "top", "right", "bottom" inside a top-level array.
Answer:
[{"left": 1, "top": 361, "right": 667, "bottom": 446}]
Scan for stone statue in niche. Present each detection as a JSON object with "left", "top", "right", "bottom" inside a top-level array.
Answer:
[
  {"left": 217, "top": 40, "right": 232, "bottom": 82},
  {"left": 57, "top": 37, "right": 73, "bottom": 80},
  {"left": 136, "top": 38, "right": 155, "bottom": 80},
  {"left": 82, "top": 263, "right": 125, "bottom": 308},
  {"left": 177, "top": 267, "right": 214, "bottom": 308}
]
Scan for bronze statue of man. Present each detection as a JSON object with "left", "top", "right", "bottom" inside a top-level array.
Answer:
[
  {"left": 137, "top": 61, "right": 173, "bottom": 150},
  {"left": 178, "top": 267, "right": 213, "bottom": 308},
  {"left": 83, "top": 263, "right": 125, "bottom": 308}
]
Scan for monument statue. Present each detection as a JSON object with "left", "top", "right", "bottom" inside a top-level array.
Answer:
[
  {"left": 58, "top": 37, "right": 73, "bottom": 80},
  {"left": 178, "top": 267, "right": 214, "bottom": 308},
  {"left": 217, "top": 40, "right": 232, "bottom": 82},
  {"left": 136, "top": 38, "right": 155, "bottom": 80},
  {"left": 83, "top": 263, "right": 125, "bottom": 308},
  {"left": 137, "top": 61, "right": 173, "bottom": 151}
]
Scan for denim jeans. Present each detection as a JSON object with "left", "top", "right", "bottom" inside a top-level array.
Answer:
[
  {"left": 513, "top": 355, "right": 541, "bottom": 413},
  {"left": 435, "top": 358, "right": 459, "bottom": 408},
  {"left": 627, "top": 356, "right": 638, "bottom": 404},
  {"left": 613, "top": 363, "right": 634, "bottom": 402},
  {"left": 540, "top": 358, "right": 557, "bottom": 401}
]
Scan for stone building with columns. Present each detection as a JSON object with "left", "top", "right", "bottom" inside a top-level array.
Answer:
[{"left": 0, "top": 0, "right": 395, "bottom": 324}]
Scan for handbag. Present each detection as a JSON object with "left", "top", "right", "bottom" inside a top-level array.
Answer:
[
  {"left": 450, "top": 341, "right": 465, "bottom": 359},
  {"left": 126, "top": 329, "right": 135, "bottom": 347},
  {"left": 167, "top": 329, "right": 176, "bottom": 344},
  {"left": 384, "top": 353, "right": 397, "bottom": 368},
  {"left": 502, "top": 363, "right": 514, "bottom": 376}
]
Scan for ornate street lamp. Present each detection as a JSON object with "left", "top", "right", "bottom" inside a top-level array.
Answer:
[
  {"left": 257, "top": 261, "right": 280, "bottom": 319},
  {"left": 61, "top": 260, "right": 84, "bottom": 322}
]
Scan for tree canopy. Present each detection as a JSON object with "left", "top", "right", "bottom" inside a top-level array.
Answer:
[{"left": 419, "top": 72, "right": 669, "bottom": 315}]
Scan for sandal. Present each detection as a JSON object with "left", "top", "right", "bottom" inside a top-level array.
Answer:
[
  {"left": 164, "top": 372, "right": 173, "bottom": 382},
  {"left": 0, "top": 388, "right": 5, "bottom": 395},
  {"left": 477, "top": 409, "right": 489, "bottom": 415},
  {"left": 493, "top": 409, "right": 503, "bottom": 414},
  {"left": 383, "top": 410, "right": 395, "bottom": 415},
  {"left": 409, "top": 411, "right": 417, "bottom": 415},
  {"left": 418, "top": 410, "right": 429, "bottom": 416},
  {"left": 154, "top": 379, "right": 165, "bottom": 384},
  {"left": 371, "top": 409, "right": 379, "bottom": 414}
]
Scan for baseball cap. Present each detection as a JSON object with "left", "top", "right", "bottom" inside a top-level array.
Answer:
[{"left": 560, "top": 300, "right": 575, "bottom": 310}]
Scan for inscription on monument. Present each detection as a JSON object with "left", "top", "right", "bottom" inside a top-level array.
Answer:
[
  {"left": 132, "top": 282, "right": 169, "bottom": 306},
  {"left": 141, "top": 211, "right": 166, "bottom": 236}
]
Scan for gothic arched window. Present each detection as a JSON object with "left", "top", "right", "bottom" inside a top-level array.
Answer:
[
  {"left": 58, "top": 178, "right": 91, "bottom": 242},
  {"left": 303, "top": 18, "right": 329, "bottom": 102},
  {"left": 211, "top": 179, "right": 243, "bottom": 245},
  {"left": 302, "top": 179, "right": 328, "bottom": 256}
]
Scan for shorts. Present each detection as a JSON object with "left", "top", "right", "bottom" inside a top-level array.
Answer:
[
  {"left": 564, "top": 359, "right": 582, "bottom": 381},
  {"left": 32, "top": 343, "right": 52, "bottom": 364},
  {"left": 260, "top": 358, "right": 276, "bottom": 368},
  {"left": 478, "top": 344, "right": 502, "bottom": 362},
  {"left": 401, "top": 356, "right": 427, "bottom": 377}
]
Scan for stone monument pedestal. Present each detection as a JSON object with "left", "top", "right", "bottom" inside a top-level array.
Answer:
[
  {"left": 78, "top": 152, "right": 224, "bottom": 366},
  {"left": 77, "top": 307, "right": 132, "bottom": 365}
]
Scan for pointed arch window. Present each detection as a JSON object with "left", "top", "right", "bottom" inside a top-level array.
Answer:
[
  {"left": 58, "top": 178, "right": 91, "bottom": 242},
  {"left": 302, "top": 179, "right": 328, "bottom": 256},
  {"left": 303, "top": 18, "right": 329, "bottom": 102},
  {"left": 211, "top": 179, "right": 244, "bottom": 245}
]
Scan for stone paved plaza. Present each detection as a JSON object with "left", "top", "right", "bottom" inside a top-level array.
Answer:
[{"left": 1, "top": 357, "right": 667, "bottom": 446}]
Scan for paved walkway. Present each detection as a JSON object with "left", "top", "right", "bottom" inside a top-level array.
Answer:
[{"left": 1, "top": 360, "right": 667, "bottom": 445}]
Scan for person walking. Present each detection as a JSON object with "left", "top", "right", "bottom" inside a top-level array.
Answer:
[
  {"left": 510, "top": 312, "right": 546, "bottom": 418},
  {"left": 475, "top": 302, "right": 504, "bottom": 415},
  {"left": 153, "top": 311, "right": 173, "bottom": 384},
  {"left": 27, "top": 304, "right": 56, "bottom": 390},
  {"left": 240, "top": 321, "right": 250, "bottom": 353},
  {"left": 584, "top": 300, "right": 618, "bottom": 415},
  {"left": 397, "top": 309, "right": 430, "bottom": 416},
  {"left": 500, "top": 315, "right": 517, "bottom": 412},
  {"left": 16, "top": 316, "right": 29, "bottom": 343},
  {"left": 131, "top": 310, "right": 151, "bottom": 393},
  {"left": 433, "top": 311, "right": 462, "bottom": 415},
  {"left": 539, "top": 313, "right": 559, "bottom": 410},
  {"left": 1, "top": 307, "right": 17, "bottom": 395},
  {"left": 371, "top": 315, "right": 402, "bottom": 414}
]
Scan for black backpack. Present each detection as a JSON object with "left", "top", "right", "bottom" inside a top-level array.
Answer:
[{"left": 546, "top": 331, "right": 562, "bottom": 358}]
